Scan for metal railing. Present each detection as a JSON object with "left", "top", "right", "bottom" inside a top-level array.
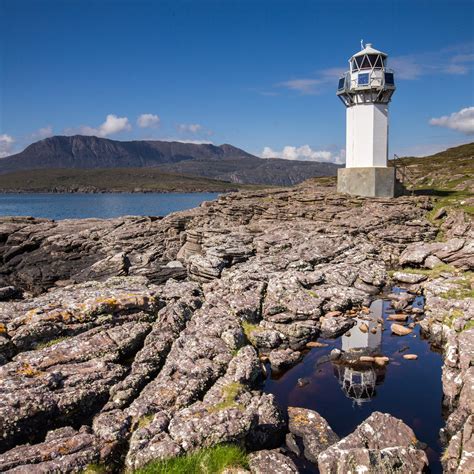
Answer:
[{"left": 390, "top": 154, "right": 415, "bottom": 194}]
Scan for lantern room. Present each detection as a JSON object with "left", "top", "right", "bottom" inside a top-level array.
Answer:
[{"left": 337, "top": 43, "right": 396, "bottom": 107}]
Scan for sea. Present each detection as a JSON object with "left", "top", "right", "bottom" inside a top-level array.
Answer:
[{"left": 0, "top": 192, "right": 221, "bottom": 220}]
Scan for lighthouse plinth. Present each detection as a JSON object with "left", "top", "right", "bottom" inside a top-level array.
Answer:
[{"left": 336, "top": 43, "right": 398, "bottom": 198}]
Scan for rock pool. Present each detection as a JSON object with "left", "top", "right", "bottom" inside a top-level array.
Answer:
[{"left": 264, "top": 290, "right": 444, "bottom": 473}]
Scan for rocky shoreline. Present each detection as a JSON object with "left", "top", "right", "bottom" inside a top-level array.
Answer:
[{"left": 0, "top": 182, "right": 472, "bottom": 473}]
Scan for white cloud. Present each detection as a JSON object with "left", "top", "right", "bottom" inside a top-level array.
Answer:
[
  {"left": 429, "top": 107, "right": 474, "bottom": 135},
  {"left": 0, "top": 134, "right": 15, "bottom": 158},
  {"left": 137, "top": 113, "right": 160, "bottom": 128},
  {"left": 278, "top": 67, "right": 345, "bottom": 95},
  {"left": 278, "top": 79, "right": 323, "bottom": 95},
  {"left": 65, "top": 114, "right": 132, "bottom": 137},
  {"left": 390, "top": 42, "right": 474, "bottom": 80},
  {"left": 178, "top": 123, "right": 203, "bottom": 134},
  {"left": 156, "top": 137, "right": 213, "bottom": 144},
  {"left": 32, "top": 125, "right": 54, "bottom": 139},
  {"left": 261, "top": 145, "right": 345, "bottom": 164}
]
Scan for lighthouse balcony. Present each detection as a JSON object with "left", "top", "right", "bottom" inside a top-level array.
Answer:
[{"left": 337, "top": 68, "right": 395, "bottom": 106}]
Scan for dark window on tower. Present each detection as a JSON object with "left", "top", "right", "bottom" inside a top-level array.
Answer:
[
  {"left": 373, "top": 55, "right": 383, "bottom": 68},
  {"left": 360, "top": 55, "right": 371, "bottom": 69},
  {"left": 338, "top": 77, "right": 345, "bottom": 90},
  {"left": 354, "top": 56, "right": 363, "bottom": 69},
  {"left": 367, "top": 55, "right": 379, "bottom": 67},
  {"left": 384, "top": 72, "right": 395, "bottom": 85},
  {"left": 358, "top": 73, "right": 370, "bottom": 85}
]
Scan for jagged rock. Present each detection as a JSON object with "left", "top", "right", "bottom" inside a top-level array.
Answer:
[
  {"left": 0, "top": 426, "right": 101, "bottom": 472},
  {"left": 269, "top": 348, "right": 301, "bottom": 372},
  {"left": 248, "top": 449, "right": 299, "bottom": 473},
  {"left": 392, "top": 271, "right": 427, "bottom": 284},
  {"left": 287, "top": 407, "right": 339, "bottom": 463},
  {"left": 424, "top": 255, "right": 444, "bottom": 269},
  {"left": 317, "top": 412, "right": 429, "bottom": 473},
  {"left": 320, "top": 314, "right": 355, "bottom": 338},
  {"left": 0, "top": 183, "right": 469, "bottom": 473}
]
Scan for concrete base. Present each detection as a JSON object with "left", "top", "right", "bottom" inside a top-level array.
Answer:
[{"left": 337, "top": 167, "right": 397, "bottom": 198}]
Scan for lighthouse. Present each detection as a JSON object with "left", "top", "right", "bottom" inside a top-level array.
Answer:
[{"left": 336, "top": 42, "right": 397, "bottom": 197}]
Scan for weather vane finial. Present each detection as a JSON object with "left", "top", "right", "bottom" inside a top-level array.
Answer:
[{"left": 360, "top": 39, "right": 364, "bottom": 50}]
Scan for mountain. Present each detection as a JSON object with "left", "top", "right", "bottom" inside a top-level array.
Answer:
[{"left": 0, "top": 135, "right": 340, "bottom": 186}]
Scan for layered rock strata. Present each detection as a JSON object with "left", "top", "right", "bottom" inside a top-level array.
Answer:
[{"left": 0, "top": 183, "right": 471, "bottom": 472}]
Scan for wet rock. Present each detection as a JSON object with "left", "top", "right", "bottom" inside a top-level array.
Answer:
[
  {"left": 248, "top": 449, "right": 299, "bottom": 474},
  {"left": 388, "top": 313, "right": 408, "bottom": 321},
  {"left": 306, "top": 341, "right": 328, "bottom": 348},
  {"left": 317, "top": 412, "right": 428, "bottom": 473},
  {"left": 288, "top": 407, "right": 339, "bottom": 463},
  {"left": 374, "top": 356, "right": 390, "bottom": 366},
  {"left": 330, "top": 348, "right": 341, "bottom": 360},
  {"left": 359, "top": 322, "right": 369, "bottom": 333},
  {"left": 390, "top": 323, "right": 413, "bottom": 336},
  {"left": 269, "top": 348, "right": 301, "bottom": 372},
  {"left": 297, "top": 377, "right": 310, "bottom": 387}
]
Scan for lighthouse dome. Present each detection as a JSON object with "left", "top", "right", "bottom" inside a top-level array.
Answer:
[{"left": 352, "top": 43, "right": 387, "bottom": 58}]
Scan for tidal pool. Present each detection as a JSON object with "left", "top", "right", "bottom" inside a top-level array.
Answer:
[{"left": 263, "top": 291, "right": 444, "bottom": 473}]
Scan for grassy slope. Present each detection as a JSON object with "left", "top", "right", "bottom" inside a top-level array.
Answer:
[
  {"left": 390, "top": 142, "right": 474, "bottom": 215},
  {"left": 0, "top": 168, "right": 266, "bottom": 193},
  {"left": 391, "top": 142, "right": 473, "bottom": 193}
]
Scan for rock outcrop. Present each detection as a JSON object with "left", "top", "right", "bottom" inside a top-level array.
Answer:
[
  {"left": 0, "top": 182, "right": 471, "bottom": 471},
  {"left": 317, "top": 412, "right": 429, "bottom": 473}
]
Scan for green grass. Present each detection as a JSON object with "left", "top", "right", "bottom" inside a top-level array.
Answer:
[
  {"left": 390, "top": 143, "right": 473, "bottom": 213},
  {"left": 463, "top": 320, "right": 474, "bottom": 331},
  {"left": 391, "top": 264, "right": 457, "bottom": 279},
  {"left": 135, "top": 444, "right": 248, "bottom": 474},
  {"left": 36, "top": 336, "right": 70, "bottom": 349},
  {"left": 137, "top": 413, "right": 155, "bottom": 429},
  {"left": 241, "top": 321, "right": 263, "bottom": 344},
  {"left": 82, "top": 464, "right": 108, "bottom": 474},
  {"left": 208, "top": 382, "right": 244, "bottom": 413},
  {"left": 442, "top": 309, "right": 464, "bottom": 328},
  {"left": 440, "top": 272, "right": 474, "bottom": 300}
]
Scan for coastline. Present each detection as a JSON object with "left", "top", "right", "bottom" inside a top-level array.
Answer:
[{"left": 0, "top": 182, "right": 471, "bottom": 472}]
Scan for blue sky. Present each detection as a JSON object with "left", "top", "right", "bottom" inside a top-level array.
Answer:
[{"left": 1, "top": 0, "right": 473, "bottom": 162}]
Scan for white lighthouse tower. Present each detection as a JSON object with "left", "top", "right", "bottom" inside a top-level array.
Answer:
[{"left": 337, "top": 42, "right": 397, "bottom": 197}]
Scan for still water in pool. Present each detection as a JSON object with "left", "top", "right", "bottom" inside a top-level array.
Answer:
[{"left": 264, "top": 291, "right": 444, "bottom": 473}]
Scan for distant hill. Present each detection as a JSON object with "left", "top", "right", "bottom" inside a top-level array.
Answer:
[
  {"left": 0, "top": 168, "right": 265, "bottom": 193},
  {"left": 0, "top": 135, "right": 340, "bottom": 187},
  {"left": 389, "top": 142, "right": 474, "bottom": 193}
]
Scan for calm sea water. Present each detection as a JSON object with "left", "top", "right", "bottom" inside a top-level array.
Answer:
[{"left": 0, "top": 193, "right": 220, "bottom": 220}]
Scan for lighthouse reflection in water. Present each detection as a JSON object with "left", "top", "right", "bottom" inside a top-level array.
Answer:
[{"left": 332, "top": 300, "right": 386, "bottom": 405}]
